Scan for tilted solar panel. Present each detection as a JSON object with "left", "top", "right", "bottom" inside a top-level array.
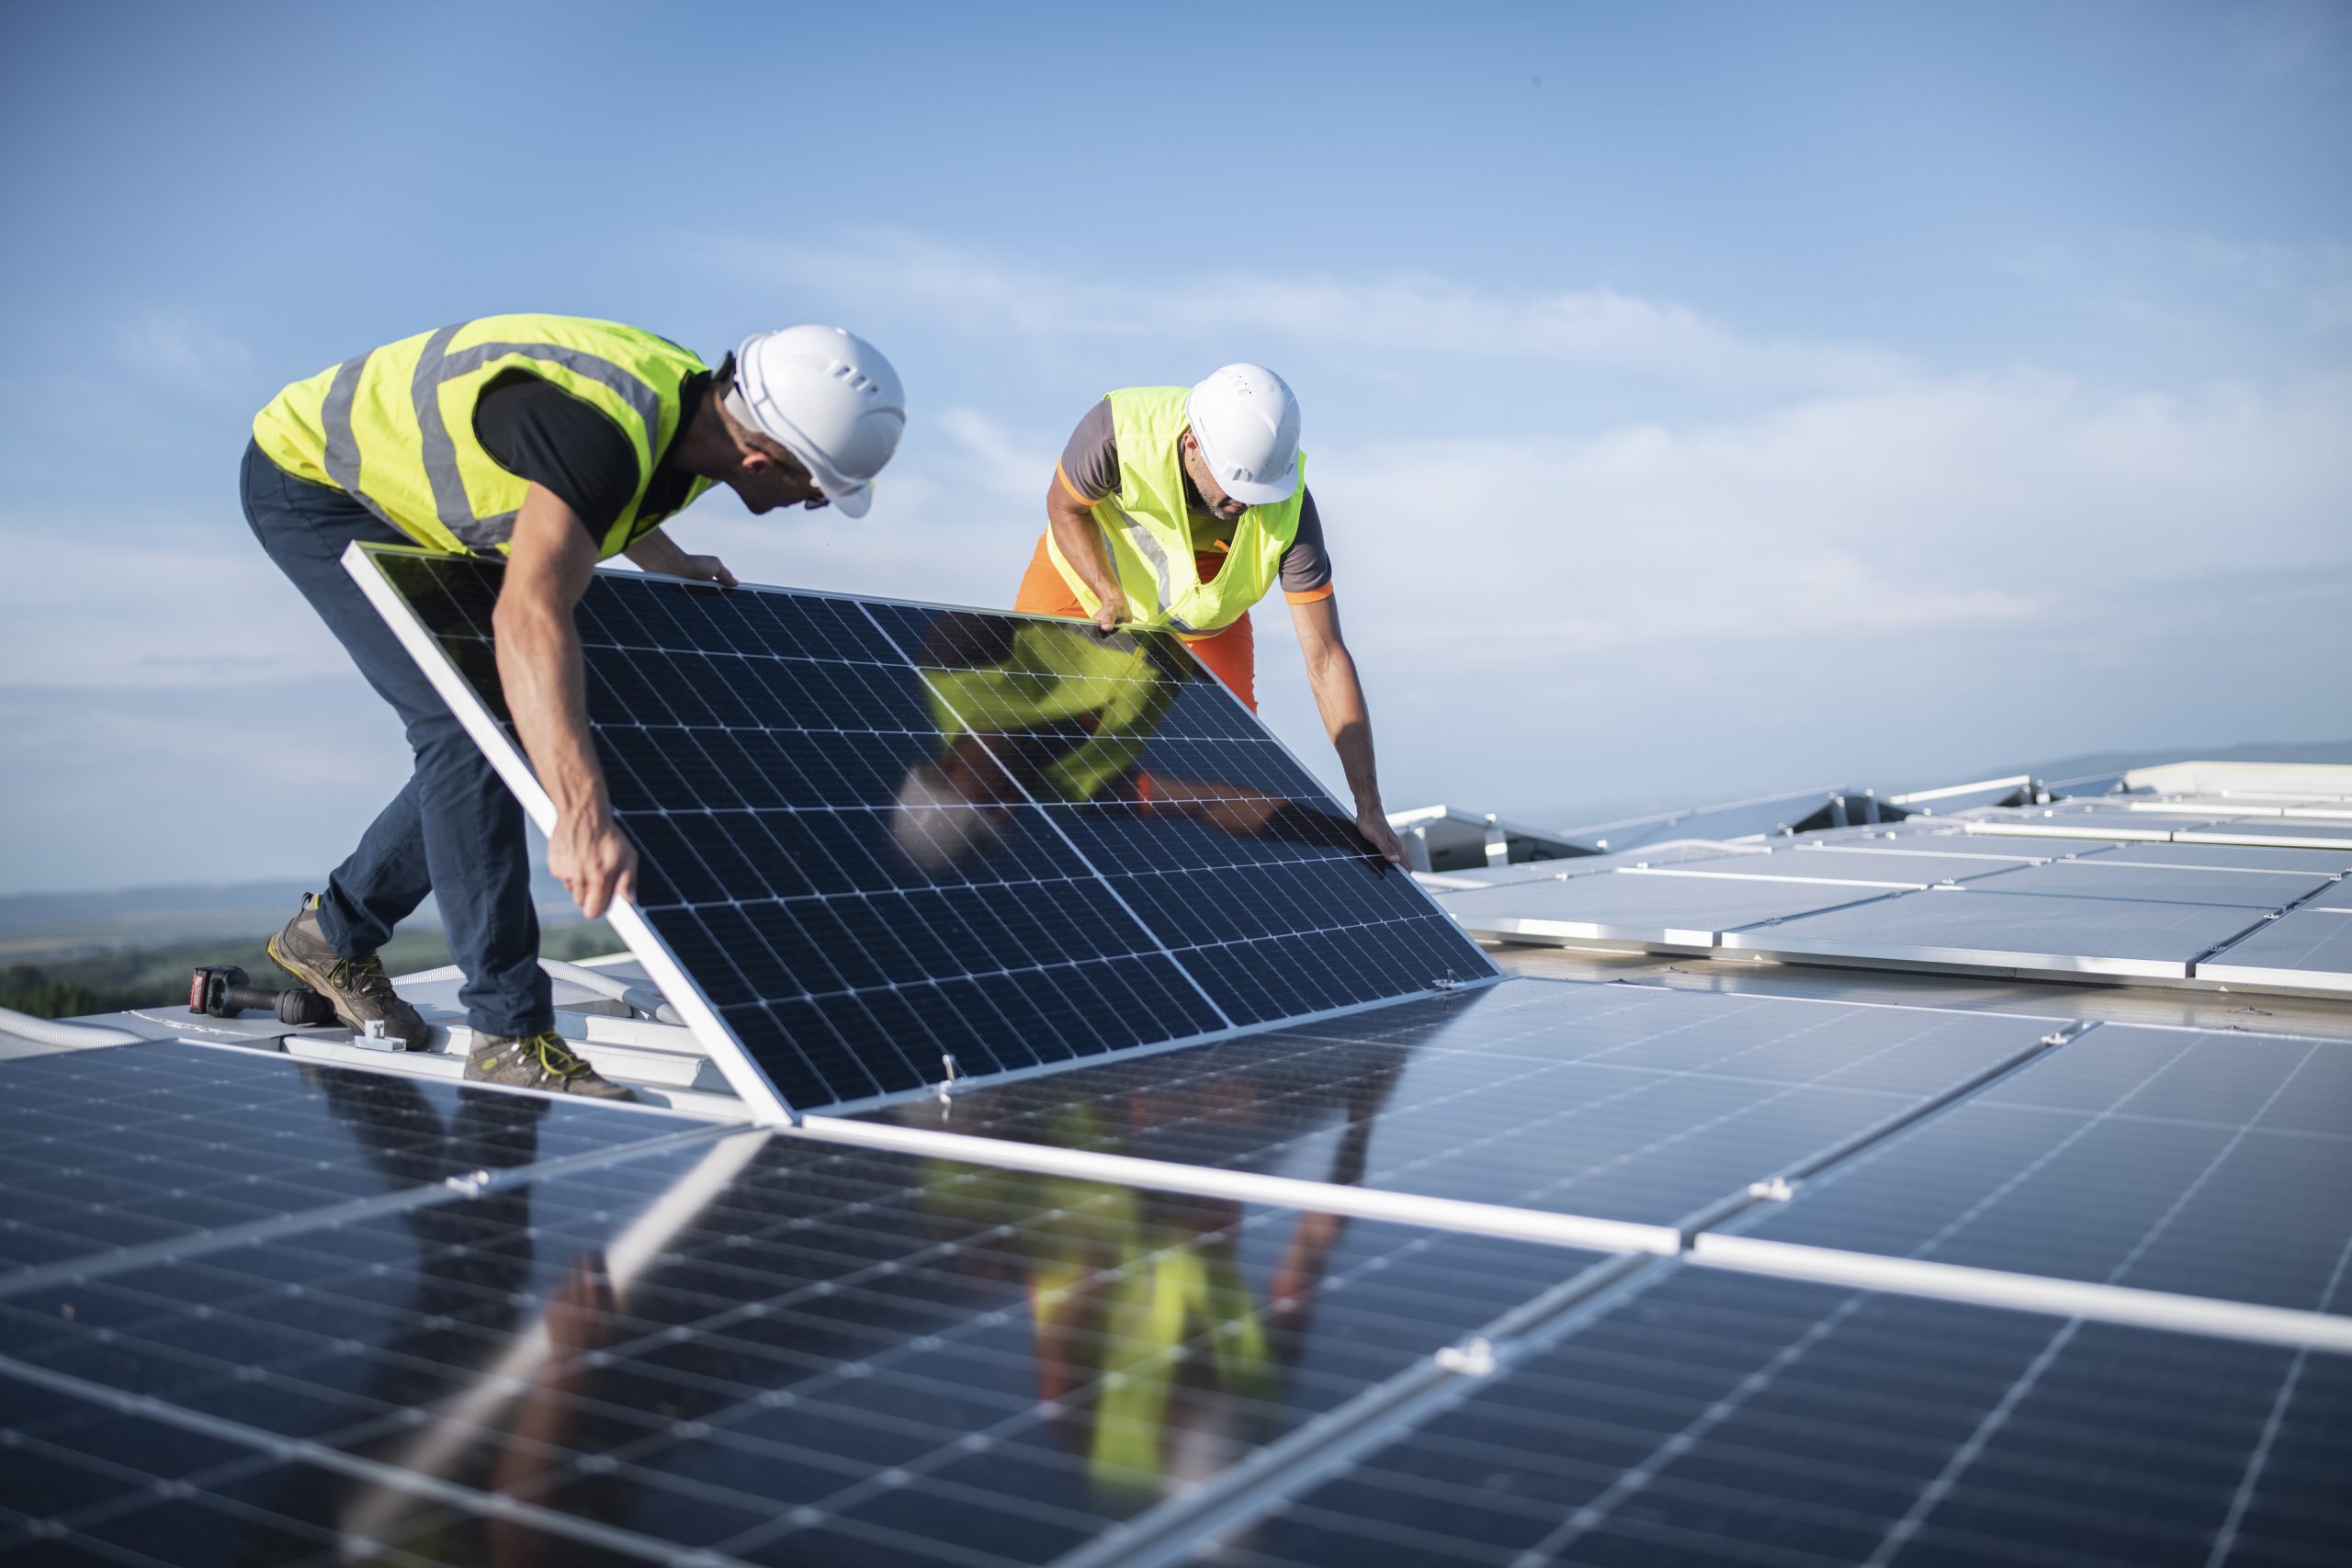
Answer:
[{"left": 347, "top": 547, "right": 1493, "bottom": 1117}]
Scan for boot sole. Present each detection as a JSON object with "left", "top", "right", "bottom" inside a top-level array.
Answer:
[{"left": 464, "top": 1065, "right": 637, "bottom": 1102}]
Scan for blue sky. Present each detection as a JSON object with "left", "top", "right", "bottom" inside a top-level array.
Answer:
[{"left": 3, "top": 1, "right": 2347, "bottom": 894}]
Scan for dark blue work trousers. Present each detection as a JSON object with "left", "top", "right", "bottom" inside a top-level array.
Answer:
[{"left": 240, "top": 442, "right": 552, "bottom": 1035}]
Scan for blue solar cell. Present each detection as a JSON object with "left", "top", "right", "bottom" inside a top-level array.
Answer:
[
  {"left": 1737, "top": 1024, "right": 2352, "bottom": 1313},
  {"left": 1197, "top": 1266, "right": 2352, "bottom": 1568}
]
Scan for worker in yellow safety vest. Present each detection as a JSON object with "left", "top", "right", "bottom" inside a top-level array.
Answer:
[
  {"left": 243, "top": 315, "right": 905, "bottom": 1097},
  {"left": 1016, "top": 366, "right": 1408, "bottom": 867}
]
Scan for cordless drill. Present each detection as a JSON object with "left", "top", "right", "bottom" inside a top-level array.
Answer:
[{"left": 187, "top": 965, "right": 338, "bottom": 1027}]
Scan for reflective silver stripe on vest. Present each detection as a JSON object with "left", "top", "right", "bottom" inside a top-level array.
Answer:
[
  {"left": 410, "top": 325, "right": 665, "bottom": 552},
  {"left": 1097, "top": 498, "right": 1206, "bottom": 632},
  {"left": 318, "top": 350, "right": 402, "bottom": 532}
]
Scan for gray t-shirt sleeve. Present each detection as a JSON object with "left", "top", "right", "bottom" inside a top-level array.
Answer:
[
  {"left": 1280, "top": 487, "right": 1332, "bottom": 595},
  {"left": 1057, "top": 400, "right": 1119, "bottom": 501}
]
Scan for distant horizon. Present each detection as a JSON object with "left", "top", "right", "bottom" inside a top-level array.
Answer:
[{"left": 7, "top": 735, "right": 2346, "bottom": 904}]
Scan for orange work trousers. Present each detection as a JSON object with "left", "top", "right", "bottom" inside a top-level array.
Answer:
[{"left": 1012, "top": 532, "right": 1258, "bottom": 712}]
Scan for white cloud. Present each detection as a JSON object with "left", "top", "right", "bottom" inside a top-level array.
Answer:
[
  {"left": 1242, "top": 370, "right": 2352, "bottom": 811},
  {"left": 108, "top": 310, "right": 256, "bottom": 399},
  {"left": 0, "top": 514, "right": 343, "bottom": 689},
  {"left": 713, "top": 230, "right": 1908, "bottom": 395}
]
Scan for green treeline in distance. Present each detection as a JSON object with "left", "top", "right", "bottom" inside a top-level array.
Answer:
[{"left": 0, "top": 925, "right": 620, "bottom": 1021}]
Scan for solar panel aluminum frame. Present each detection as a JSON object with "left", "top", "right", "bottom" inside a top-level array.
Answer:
[
  {"left": 1962, "top": 818, "right": 2183, "bottom": 843},
  {"left": 345, "top": 543, "right": 1499, "bottom": 1124},
  {"left": 2177, "top": 822, "right": 2352, "bottom": 851},
  {"left": 1449, "top": 875, "right": 1902, "bottom": 953},
  {"left": 345, "top": 543, "right": 800, "bottom": 1123},
  {"left": 2193, "top": 908, "right": 2352, "bottom": 998},
  {"left": 1718, "top": 889, "right": 2258, "bottom": 982}
]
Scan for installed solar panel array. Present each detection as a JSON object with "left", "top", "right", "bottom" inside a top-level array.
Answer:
[
  {"left": 5, "top": 557, "right": 2344, "bottom": 1566},
  {"left": 1440, "top": 814, "right": 2352, "bottom": 995}
]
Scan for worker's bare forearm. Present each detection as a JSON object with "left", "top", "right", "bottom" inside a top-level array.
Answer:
[
  {"left": 622, "top": 528, "right": 689, "bottom": 576},
  {"left": 1045, "top": 478, "right": 1123, "bottom": 619},
  {"left": 1291, "top": 592, "right": 1408, "bottom": 867},
  {"left": 1297, "top": 622, "right": 1385, "bottom": 812},
  {"left": 1318, "top": 667, "right": 1385, "bottom": 813},
  {"left": 493, "top": 592, "right": 608, "bottom": 820}
]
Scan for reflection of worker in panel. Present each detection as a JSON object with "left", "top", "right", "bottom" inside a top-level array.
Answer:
[
  {"left": 1015, "top": 367, "right": 1408, "bottom": 867},
  {"left": 890, "top": 614, "right": 1372, "bottom": 873},
  {"left": 917, "top": 1055, "right": 1402, "bottom": 1499},
  {"left": 286, "top": 1071, "right": 626, "bottom": 1560},
  {"left": 243, "top": 317, "right": 903, "bottom": 1096}
]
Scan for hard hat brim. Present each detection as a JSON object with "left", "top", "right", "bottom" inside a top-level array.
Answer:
[
  {"left": 1213, "top": 457, "right": 1300, "bottom": 509},
  {"left": 826, "top": 479, "right": 874, "bottom": 519}
]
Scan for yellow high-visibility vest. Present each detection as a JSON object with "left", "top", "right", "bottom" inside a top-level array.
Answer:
[
  {"left": 1046, "top": 386, "right": 1305, "bottom": 636},
  {"left": 252, "top": 314, "right": 715, "bottom": 558}
]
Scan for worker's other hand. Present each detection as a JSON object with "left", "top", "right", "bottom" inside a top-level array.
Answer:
[
  {"left": 550, "top": 811, "right": 638, "bottom": 919},
  {"left": 1092, "top": 601, "right": 1119, "bottom": 634},
  {"left": 1354, "top": 807, "right": 1409, "bottom": 871},
  {"left": 680, "top": 554, "right": 738, "bottom": 590}
]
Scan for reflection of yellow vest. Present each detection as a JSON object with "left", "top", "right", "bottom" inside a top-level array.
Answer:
[
  {"left": 252, "top": 314, "right": 714, "bottom": 559},
  {"left": 920, "top": 622, "right": 1177, "bottom": 803},
  {"left": 1046, "top": 387, "right": 1305, "bottom": 635},
  {"left": 917, "top": 1130, "right": 1275, "bottom": 1496}
]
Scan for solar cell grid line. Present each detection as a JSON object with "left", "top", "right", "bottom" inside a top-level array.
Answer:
[
  {"left": 1724, "top": 1024, "right": 2352, "bottom": 1319},
  {"left": 0, "top": 1125, "right": 1607, "bottom": 1568},
  {"left": 0, "top": 1042, "right": 708, "bottom": 1289},
  {"left": 1172, "top": 1266, "right": 2352, "bottom": 1568},
  {"left": 860, "top": 600, "right": 1498, "bottom": 1031},
  {"left": 838, "top": 982, "right": 2060, "bottom": 1235}
]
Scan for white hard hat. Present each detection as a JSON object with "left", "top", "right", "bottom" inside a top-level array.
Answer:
[
  {"left": 1185, "top": 363, "right": 1301, "bottom": 508},
  {"left": 728, "top": 325, "right": 906, "bottom": 518}
]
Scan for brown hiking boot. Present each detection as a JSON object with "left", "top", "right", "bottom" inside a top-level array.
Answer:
[
  {"left": 266, "top": 894, "right": 432, "bottom": 1050},
  {"left": 465, "top": 1031, "right": 636, "bottom": 1100}
]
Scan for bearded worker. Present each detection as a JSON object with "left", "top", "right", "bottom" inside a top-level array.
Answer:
[
  {"left": 243, "top": 316, "right": 905, "bottom": 1097},
  {"left": 1017, "top": 365, "right": 1408, "bottom": 867}
]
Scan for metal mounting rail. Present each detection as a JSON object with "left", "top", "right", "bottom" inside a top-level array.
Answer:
[{"left": 789, "top": 1115, "right": 1683, "bottom": 1257}]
